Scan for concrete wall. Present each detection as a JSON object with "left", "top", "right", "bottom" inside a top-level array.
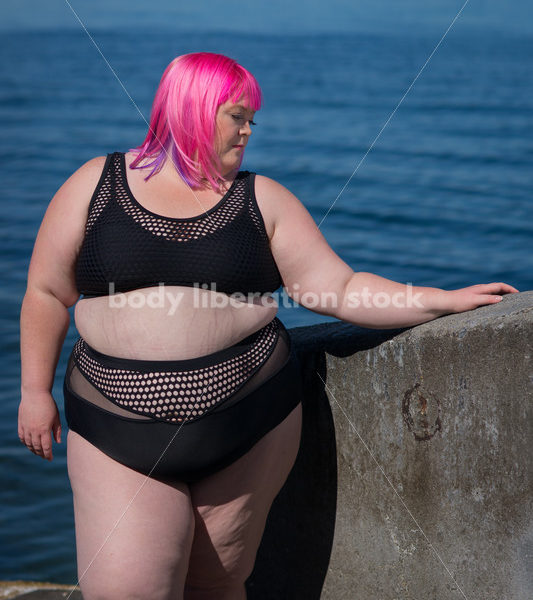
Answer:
[{"left": 247, "top": 291, "right": 533, "bottom": 600}]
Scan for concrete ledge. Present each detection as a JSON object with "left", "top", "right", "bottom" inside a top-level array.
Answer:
[
  {"left": 0, "top": 581, "right": 81, "bottom": 599},
  {"left": 247, "top": 291, "right": 533, "bottom": 600}
]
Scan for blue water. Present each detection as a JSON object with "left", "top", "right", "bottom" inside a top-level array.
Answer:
[{"left": 1, "top": 27, "right": 532, "bottom": 584}]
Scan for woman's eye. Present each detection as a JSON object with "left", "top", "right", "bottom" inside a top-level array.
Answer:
[{"left": 231, "top": 115, "right": 257, "bottom": 126}]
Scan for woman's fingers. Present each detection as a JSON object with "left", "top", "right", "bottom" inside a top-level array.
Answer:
[
  {"left": 475, "top": 282, "right": 519, "bottom": 294},
  {"left": 21, "top": 431, "right": 32, "bottom": 452},
  {"left": 449, "top": 282, "right": 519, "bottom": 313},
  {"left": 20, "top": 428, "right": 54, "bottom": 460},
  {"left": 40, "top": 431, "right": 54, "bottom": 461},
  {"left": 53, "top": 420, "right": 62, "bottom": 444},
  {"left": 30, "top": 432, "right": 44, "bottom": 458},
  {"left": 22, "top": 433, "right": 37, "bottom": 455},
  {"left": 18, "top": 394, "right": 60, "bottom": 460},
  {"left": 470, "top": 282, "right": 519, "bottom": 310}
]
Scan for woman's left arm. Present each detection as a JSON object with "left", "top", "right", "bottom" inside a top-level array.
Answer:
[{"left": 256, "top": 175, "right": 519, "bottom": 330}]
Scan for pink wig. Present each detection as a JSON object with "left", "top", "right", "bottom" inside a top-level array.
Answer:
[{"left": 128, "top": 52, "right": 262, "bottom": 192}]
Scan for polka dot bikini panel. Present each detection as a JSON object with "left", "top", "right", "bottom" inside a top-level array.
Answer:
[{"left": 66, "top": 319, "right": 291, "bottom": 424}]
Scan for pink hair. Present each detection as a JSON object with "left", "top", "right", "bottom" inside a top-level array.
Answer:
[{"left": 128, "top": 52, "right": 262, "bottom": 192}]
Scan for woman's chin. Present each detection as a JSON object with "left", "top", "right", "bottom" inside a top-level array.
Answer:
[{"left": 221, "top": 159, "right": 243, "bottom": 176}]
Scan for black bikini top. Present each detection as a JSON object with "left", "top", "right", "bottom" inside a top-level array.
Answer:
[{"left": 75, "top": 152, "right": 283, "bottom": 298}]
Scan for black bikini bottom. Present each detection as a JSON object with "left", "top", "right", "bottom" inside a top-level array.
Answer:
[{"left": 63, "top": 317, "right": 304, "bottom": 483}]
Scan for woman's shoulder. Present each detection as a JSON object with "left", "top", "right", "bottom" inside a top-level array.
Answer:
[
  {"left": 252, "top": 173, "right": 296, "bottom": 201},
  {"left": 252, "top": 173, "right": 305, "bottom": 213},
  {"left": 46, "top": 155, "right": 107, "bottom": 200},
  {"left": 66, "top": 155, "right": 109, "bottom": 188},
  {"left": 51, "top": 155, "right": 110, "bottom": 212},
  {"left": 49, "top": 154, "right": 109, "bottom": 216},
  {"left": 250, "top": 174, "right": 308, "bottom": 241},
  {"left": 79, "top": 154, "right": 109, "bottom": 176},
  {"left": 44, "top": 155, "right": 110, "bottom": 234}
]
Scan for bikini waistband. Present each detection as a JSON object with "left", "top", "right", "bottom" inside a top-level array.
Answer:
[{"left": 73, "top": 316, "right": 285, "bottom": 372}]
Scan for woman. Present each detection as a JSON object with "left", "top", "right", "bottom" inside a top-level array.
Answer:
[{"left": 18, "top": 52, "right": 518, "bottom": 599}]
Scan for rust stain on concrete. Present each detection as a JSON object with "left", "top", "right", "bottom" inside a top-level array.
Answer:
[{"left": 402, "top": 383, "right": 441, "bottom": 441}]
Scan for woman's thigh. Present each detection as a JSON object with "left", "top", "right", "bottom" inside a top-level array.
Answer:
[
  {"left": 184, "top": 401, "right": 303, "bottom": 594},
  {"left": 67, "top": 429, "right": 195, "bottom": 600}
]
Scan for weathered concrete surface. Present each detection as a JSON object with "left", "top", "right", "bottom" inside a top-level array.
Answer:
[
  {"left": 247, "top": 291, "right": 533, "bottom": 600},
  {"left": 0, "top": 581, "right": 81, "bottom": 599}
]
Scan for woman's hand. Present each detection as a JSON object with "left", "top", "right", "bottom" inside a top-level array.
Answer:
[
  {"left": 18, "top": 392, "right": 62, "bottom": 461},
  {"left": 445, "top": 282, "right": 520, "bottom": 314}
]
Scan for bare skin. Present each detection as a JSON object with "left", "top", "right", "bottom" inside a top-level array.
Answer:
[{"left": 18, "top": 97, "right": 519, "bottom": 598}]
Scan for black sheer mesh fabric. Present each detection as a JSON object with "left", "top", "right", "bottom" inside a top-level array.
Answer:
[
  {"left": 65, "top": 320, "right": 291, "bottom": 425},
  {"left": 75, "top": 152, "right": 283, "bottom": 297},
  {"left": 86, "top": 155, "right": 256, "bottom": 241}
]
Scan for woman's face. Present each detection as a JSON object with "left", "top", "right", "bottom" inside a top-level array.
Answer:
[{"left": 214, "top": 100, "right": 256, "bottom": 177}]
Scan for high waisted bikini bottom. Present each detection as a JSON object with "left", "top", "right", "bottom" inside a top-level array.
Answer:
[{"left": 63, "top": 317, "right": 304, "bottom": 482}]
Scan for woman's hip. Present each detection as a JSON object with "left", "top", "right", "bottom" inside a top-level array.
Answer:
[{"left": 63, "top": 317, "right": 305, "bottom": 482}]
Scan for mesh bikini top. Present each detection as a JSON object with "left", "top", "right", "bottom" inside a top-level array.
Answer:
[{"left": 75, "top": 152, "right": 283, "bottom": 298}]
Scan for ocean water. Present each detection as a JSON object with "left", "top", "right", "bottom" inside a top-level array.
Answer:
[{"left": 1, "top": 27, "right": 532, "bottom": 584}]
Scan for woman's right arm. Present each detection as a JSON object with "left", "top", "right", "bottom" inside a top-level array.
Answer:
[{"left": 18, "top": 156, "right": 107, "bottom": 461}]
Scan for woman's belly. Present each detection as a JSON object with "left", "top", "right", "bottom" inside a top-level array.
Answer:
[{"left": 74, "top": 285, "right": 279, "bottom": 360}]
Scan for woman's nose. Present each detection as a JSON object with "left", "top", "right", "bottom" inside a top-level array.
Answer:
[{"left": 240, "top": 121, "right": 253, "bottom": 136}]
